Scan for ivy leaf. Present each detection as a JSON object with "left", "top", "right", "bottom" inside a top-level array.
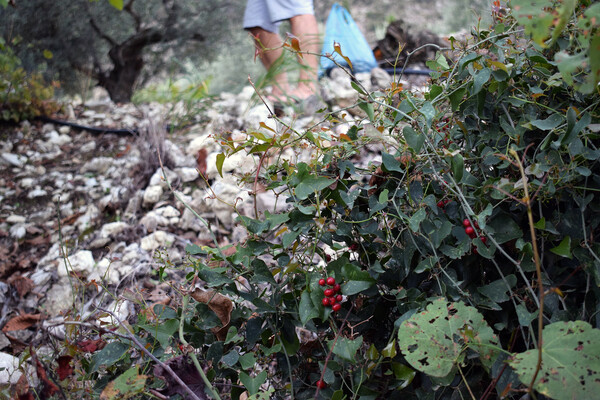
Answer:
[
  {"left": 550, "top": 236, "right": 572, "bottom": 259},
  {"left": 451, "top": 153, "right": 464, "bottom": 183},
  {"left": 330, "top": 336, "right": 363, "bottom": 362},
  {"left": 408, "top": 208, "right": 427, "bottom": 232},
  {"left": 509, "top": 321, "right": 600, "bottom": 400},
  {"left": 403, "top": 125, "right": 425, "bottom": 153},
  {"left": 531, "top": 114, "right": 563, "bottom": 131},
  {"left": 381, "top": 152, "right": 403, "bottom": 172},
  {"left": 239, "top": 371, "right": 267, "bottom": 396},
  {"left": 100, "top": 366, "right": 146, "bottom": 400},
  {"left": 295, "top": 176, "right": 336, "bottom": 200}
]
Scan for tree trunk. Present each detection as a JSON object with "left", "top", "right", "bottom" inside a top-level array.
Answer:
[{"left": 98, "top": 28, "right": 164, "bottom": 103}]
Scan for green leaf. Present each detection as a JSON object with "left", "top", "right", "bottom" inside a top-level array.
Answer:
[
  {"left": 451, "top": 153, "right": 464, "bottom": 183},
  {"left": 101, "top": 366, "right": 146, "bottom": 400},
  {"left": 531, "top": 114, "right": 563, "bottom": 131},
  {"left": 358, "top": 101, "right": 375, "bottom": 121},
  {"left": 216, "top": 153, "right": 225, "bottom": 178},
  {"left": 0, "top": 0, "right": 8, "bottom": 8},
  {"left": 341, "top": 263, "right": 375, "bottom": 295},
  {"left": 509, "top": 321, "right": 600, "bottom": 400},
  {"left": 221, "top": 350, "right": 239, "bottom": 367},
  {"left": 89, "top": 342, "right": 129, "bottom": 373},
  {"left": 398, "top": 298, "right": 499, "bottom": 377},
  {"left": 108, "top": 0, "right": 124, "bottom": 10},
  {"left": 403, "top": 125, "right": 425, "bottom": 153},
  {"left": 408, "top": 208, "right": 427, "bottom": 232},
  {"left": 391, "top": 363, "right": 416, "bottom": 389},
  {"left": 381, "top": 152, "right": 403, "bottom": 173},
  {"left": 239, "top": 353, "right": 256, "bottom": 370},
  {"left": 419, "top": 101, "right": 436, "bottom": 127},
  {"left": 471, "top": 68, "right": 491, "bottom": 95},
  {"left": 449, "top": 87, "right": 467, "bottom": 111},
  {"left": 478, "top": 275, "right": 517, "bottom": 303},
  {"left": 42, "top": 49, "right": 53, "bottom": 59},
  {"left": 239, "top": 371, "right": 267, "bottom": 396},
  {"left": 299, "top": 290, "right": 319, "bottom": 325},
  {"left": 550, "top": 236, "right": 572, "bottom": 259},
  {"left": 139, "top": 319, "right": 179, "bottom": 349},
  {"left": 295, "top": 176, "right": 336, "bottom": 200},
  {"left": 351, "top": 81, "right": 367, "bottom": 95},
  {"left": 330, "top": 336, "right": 363, "bottom": 362}
]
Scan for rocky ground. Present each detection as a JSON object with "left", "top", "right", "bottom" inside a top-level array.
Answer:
[{"left": 0, "top": 67, "right": 429, "bottom": 387}]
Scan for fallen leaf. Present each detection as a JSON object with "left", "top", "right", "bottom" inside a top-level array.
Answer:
[
  {"left": 190, "top": 288, "right": 233, "bottom": 341},
  {"left": 7, "top": 275, "right": 35, "bottom": 297},
  {"left": 2, "top": 314, "right": 42, "bottom": 332},
  {"left": 56, "top": 355, "right": 73, "bottom": 380},
  {"left": 31, "top": 348, "right": 59, "bottom": 398},
  {"left": 76, "top": 338, "right": 106, "bottom": 353}
]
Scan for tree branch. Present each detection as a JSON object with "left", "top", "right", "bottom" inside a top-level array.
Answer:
[
  {"left": 124, "top": 0, "right": 142, "bottom": 31},
  {"left": 89, "top": 17, "right": 117, "bottom": 47}
]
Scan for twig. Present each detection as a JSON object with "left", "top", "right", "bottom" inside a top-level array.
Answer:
[
  {"left": 509, "top": 149, "right": 545, "bottom": 396},
  {"left": 97, "top": 307, "right": 205, "bottom": 400}
]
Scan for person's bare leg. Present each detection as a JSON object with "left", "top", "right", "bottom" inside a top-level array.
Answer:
[
  {"left": 249, "top": 27, "right": 289, "bottom": 99},
  {"left": 289, "top": 14, "right": 319, "bottom": 99}
]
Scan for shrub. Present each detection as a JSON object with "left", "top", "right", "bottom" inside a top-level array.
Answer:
[
  {"left": 30, "top": 1, "right": 600, "bottom": 399},
  {"left": 0, "top": 38, "right": 59, "bottom": 122}
]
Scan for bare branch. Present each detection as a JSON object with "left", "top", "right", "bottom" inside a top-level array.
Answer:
[{"left": 124, "top": 0, "right": 141, "bottom": 31}]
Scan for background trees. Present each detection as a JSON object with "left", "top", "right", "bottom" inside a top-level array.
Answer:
[{"left": 0, "top": 0, "right": 245, "bottom": 102}]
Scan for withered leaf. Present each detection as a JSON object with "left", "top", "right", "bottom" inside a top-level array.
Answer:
[
  {"left": 2, "top": 314, "right": 41, "bottom": 332},
  {"left": 190, "top": 288, "right": 233, "bottom": 341}
]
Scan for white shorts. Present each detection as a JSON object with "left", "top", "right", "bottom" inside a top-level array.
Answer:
[{"left": 243, "top": 0, "right": 314, "bottom": 33}]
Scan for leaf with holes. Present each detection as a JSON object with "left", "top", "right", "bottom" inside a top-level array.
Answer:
[
  {"left": 398, "top": 298, "right": 499, "bottom": 377},
  {"left": 509, "top": 321, "right": 600, "bottom": 400}
]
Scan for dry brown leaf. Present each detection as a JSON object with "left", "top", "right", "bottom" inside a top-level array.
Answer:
[
  {"left": 196, "top": 148, "right": 208, "bottom": 178},
  {"left": 190, "top": 288, "right": 233, "bottom": 341},
  {"left": 2, "top": 314, "right": 42, "bottom": 332},
  {"left": 7, "top": 275, "right": 35, "bottom": 297}
]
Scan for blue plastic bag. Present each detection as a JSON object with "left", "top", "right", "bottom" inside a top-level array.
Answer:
[{"left": 319, "top": 3, "right": 377, "bottom": 76}]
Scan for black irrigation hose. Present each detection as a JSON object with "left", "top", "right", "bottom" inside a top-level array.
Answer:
[{"left": 36, "top": 115, "right": 139, "bottom": 136}]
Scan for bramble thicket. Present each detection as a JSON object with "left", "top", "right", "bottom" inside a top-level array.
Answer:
[{"left": 1, "top": 0, "right": 600, "bottom": 399}]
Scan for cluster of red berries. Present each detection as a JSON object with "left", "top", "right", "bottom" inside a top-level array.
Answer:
[
  {"left": 463, "top": 218, "right": 487, "bottom": 254},
  {"left": 319, "top": 277, "right": 342, "bottom": 312},
  {"left": 437, "top": 199, "right": 450, "bottom": 208}
]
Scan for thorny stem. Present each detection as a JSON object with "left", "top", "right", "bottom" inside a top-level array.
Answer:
[
  {"left": 179, "top": 295, "right": 222, "bottom": 400},
  {"left": 509, "top": 149, "right": 544, "bottom": 396},
  {"left": 97, "top": 307, "right": 205, "bottom": 400}
]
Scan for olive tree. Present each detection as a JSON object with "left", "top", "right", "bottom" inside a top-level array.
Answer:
[{"left": 0, "top": 0, "right": 244, "bottom": 102}]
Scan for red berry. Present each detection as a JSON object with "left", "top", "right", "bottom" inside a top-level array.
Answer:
[
  {"left": 437, "top": 200, "right": 445, "bottom": 208},
  {"left": 336, "top": 294, "right": 343, "bottom": 302},
  {"left": 333, "top": 284, "right": 341, "bottom": 293},
  {"left": 316, "top": 380, "right": 327, "bottom": 389},
  {"left": 322, "top": 297, "right": 330, "bottom": 306},
  {"left": 332, "top": 303, "right": 341, "bottom": 312},
  {"left": 349, "top": 243, "right": 359, "bottom": 251},
  {"left": 330, "top": 297, "right": 336, "bottom": 305},
  {"left": 465, "top": 226, "right": 475, "bottom": 236},
  {"left": 324, "top": 288, "right": 334, "bottom": 297},
  {"left": 319, "top": 278, "right": 326, "bottom": 286},
  {"left": 473, "top": 220, "right": 480, "bottom": 229},
  {"left": 325, "top": 254, "right": 331, "bottom": 262},
  {"left": 473, "top": 247, "right": 479, "bottom": 255},
  {"left": 463, "top": 218, "right": 471, "bottom": 228},
  {"left": 326, "top": 277, "right": 336, "bottom": 286},
  {"left": 481, "top": 236, "right": 487, "bottom": 244}
]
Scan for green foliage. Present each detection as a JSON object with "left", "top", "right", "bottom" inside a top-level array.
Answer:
[
  {"left": 398, "top": 298, "right": 499, "bottom": 378},
  {"left": 509, "top": 321, "right": 600, "bottom": 399},
  {"left": 46, "top": 2, "right": 600, "bottom": 399},
  {"left": 0, "top": 38, "right": 59, "bottom": 122}
]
